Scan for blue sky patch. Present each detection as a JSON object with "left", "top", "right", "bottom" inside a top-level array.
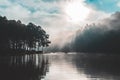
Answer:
[
  {"left": 42, "top": 0, "right": 59, "bottom": 2},
  {"left": 85, "top": 0, "right": 120, "bottom": 13}
]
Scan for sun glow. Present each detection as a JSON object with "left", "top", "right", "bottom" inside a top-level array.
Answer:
[{"left": 64, "top": 1, "right": 90, "bottom": 23}]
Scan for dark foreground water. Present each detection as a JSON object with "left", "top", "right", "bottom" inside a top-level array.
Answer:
[{"left": 0, "top": 52, "right": 120, "bottom": 80}]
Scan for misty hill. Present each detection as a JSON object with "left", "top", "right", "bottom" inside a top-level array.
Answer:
[
  {"left": 68, "top": 12, "right": 120, "bottom": 53},
  {"left": 48, "top": 12, "right": 120, "bottom": 54}
]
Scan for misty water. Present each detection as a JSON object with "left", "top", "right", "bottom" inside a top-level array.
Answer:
[{"left": 0, "top": 52, "right": 120, "bottom": 80}]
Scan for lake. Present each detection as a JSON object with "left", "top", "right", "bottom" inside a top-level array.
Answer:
[{"left": 0, "top": 52, "right": 120, "bottom": 80}]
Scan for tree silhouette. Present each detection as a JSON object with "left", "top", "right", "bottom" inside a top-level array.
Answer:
[{"left": 0, "top": 15, "right": 51, "bottom": 55}]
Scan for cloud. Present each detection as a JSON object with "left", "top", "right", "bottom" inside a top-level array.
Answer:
[{"left": 117, "top": 1, "right": 120, "bottom": 7}]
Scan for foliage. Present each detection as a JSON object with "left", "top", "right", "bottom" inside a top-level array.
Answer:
[{"left": 0, "top": 16, "right": 51, "bottom": 53}]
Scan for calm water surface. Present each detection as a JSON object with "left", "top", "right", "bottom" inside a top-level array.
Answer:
[{"left": 0, "top": 52, "right": 120, "bottom": 80}]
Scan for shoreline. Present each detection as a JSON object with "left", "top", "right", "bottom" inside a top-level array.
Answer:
[{"left": 0, "top": 50, "right": 43, "bottom": 56}]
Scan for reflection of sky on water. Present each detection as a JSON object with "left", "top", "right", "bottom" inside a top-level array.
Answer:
[
  {"left": 1, "top": 53, "right": 120, "bottom": 80},
  {"left": 43, "top": 53, "right": 120, "bottom": 80},
  {"left": 44, "top": 53, "right": 89, "bottom": 80}
]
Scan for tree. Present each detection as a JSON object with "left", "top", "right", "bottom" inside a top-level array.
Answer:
[{"left": 0, "top": 15, "right": 51, "bottom": 54}]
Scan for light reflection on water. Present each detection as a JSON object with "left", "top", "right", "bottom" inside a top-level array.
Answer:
[
  {"left": 0, "top": 53, "right": 120, "bottom": 80},
  {"left": 44, "top": 53, "right": 120, "bottom": 80},
  {"left": 44, "top": 53, "right": 89, "bottom": 80},
  {"left": 0, "top": 54, "right": 49, "bottom": 80}
]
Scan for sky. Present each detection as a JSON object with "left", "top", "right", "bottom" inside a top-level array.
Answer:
[{"left": 0, "top": 0, "right": 120, "bottom": 46}]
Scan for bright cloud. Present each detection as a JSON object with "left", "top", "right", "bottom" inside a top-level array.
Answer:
[{"left": 63, "top": 0, "right": 90, "bottom": 23}]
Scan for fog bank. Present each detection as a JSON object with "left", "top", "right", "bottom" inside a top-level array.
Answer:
[{"left": 48, "top": 12, "right": 120, "bottom": 53}]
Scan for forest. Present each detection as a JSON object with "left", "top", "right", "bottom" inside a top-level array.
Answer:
[{"left": 0, "top": 16, "right": 51, "bottom": 55}]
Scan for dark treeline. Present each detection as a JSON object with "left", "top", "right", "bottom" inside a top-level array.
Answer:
[
  {"left": 70, "top": 12, "right": 120, "bottom": 53},
  {"left": 0, "top": 16, "right": 50, "bottom": 54},
  {"left": 71, "top": 26, "right": 120, "bottom": 53}
]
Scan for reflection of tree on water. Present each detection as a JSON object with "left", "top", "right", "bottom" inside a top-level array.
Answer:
[
  {"left": 74, "top": 53, "right": 120, "bottom": 79},
  {"left": 0, "top": 54, "right": 49, "bottom": 80}
]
